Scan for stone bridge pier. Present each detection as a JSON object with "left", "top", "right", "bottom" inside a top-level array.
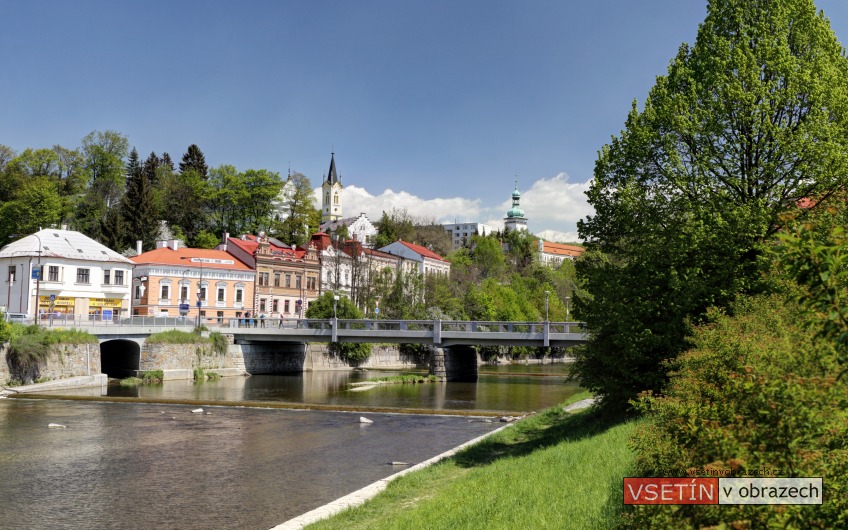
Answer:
[{"left": 429, "top": 345, "right": 478, "bottom": 382}]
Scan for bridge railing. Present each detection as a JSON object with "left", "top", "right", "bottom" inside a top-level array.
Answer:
[{"left": 42, "top": 314, "right": 587, "bottom": 337}]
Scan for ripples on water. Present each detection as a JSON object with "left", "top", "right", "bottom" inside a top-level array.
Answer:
[
  {"left": 0, "top": 399, "right": 503, "bottom": 530},
  {"left": 2, "top": 364, "right": 579, "bottom": 528}
]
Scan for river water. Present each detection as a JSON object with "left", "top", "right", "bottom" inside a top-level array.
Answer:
[{"left": 1, "top": 365, "right": 578, "bottom": 529}]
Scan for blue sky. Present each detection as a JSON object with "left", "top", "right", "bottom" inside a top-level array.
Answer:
[{"left": 2, "top": 1, "right": 847, "bottom": 242}]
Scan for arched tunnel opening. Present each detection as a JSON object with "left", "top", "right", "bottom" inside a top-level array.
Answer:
[{"left": 100, "top": 340, "right": 141, "bottom": 378}]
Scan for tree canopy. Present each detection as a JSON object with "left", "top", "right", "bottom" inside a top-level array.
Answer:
[{"left": 573, "top": 0, "right": 848, "bottom": 411}]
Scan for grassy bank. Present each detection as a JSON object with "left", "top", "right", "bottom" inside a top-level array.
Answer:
[{"left": 308, "top": 392, "right": 637, "bottom": 530}]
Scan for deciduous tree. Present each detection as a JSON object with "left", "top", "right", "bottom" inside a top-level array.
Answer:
[{"left": 574, "top": 0, "right": 848, "bottom": 411}]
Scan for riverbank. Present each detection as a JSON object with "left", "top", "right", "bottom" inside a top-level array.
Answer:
[{"left": 300, "top": 392, "right": 638, "bottom": 529}]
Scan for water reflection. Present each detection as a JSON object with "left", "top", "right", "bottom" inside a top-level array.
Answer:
[{"left": 55, "top": 367, "right": 580, "bottom": 413}]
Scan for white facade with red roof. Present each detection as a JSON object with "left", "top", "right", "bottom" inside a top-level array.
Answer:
[
  {"left": 130, "top": 239, "right": 255, "bottom": 322},
  {"left": 377, "top": 240, "right": 451, "bottom": 277},
  {"left": 537, "top": 240, "right": 584, "bottom": 268}
]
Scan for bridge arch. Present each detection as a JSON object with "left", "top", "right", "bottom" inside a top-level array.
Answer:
[{"left": 100, "top": 339, "right": 141, "bottom": 378}]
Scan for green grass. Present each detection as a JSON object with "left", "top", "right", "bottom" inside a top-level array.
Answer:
[
  {"left": 120, "top": 377, "right": 142, "bottom": 387},
  {"left": 146, "top": 330, "right": 210, "bottom": 344},
  {"left": 307, "top": 392, "right": 638, "bottom": 530}
]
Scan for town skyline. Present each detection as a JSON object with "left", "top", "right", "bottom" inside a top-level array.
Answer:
[{"left": 3, "top": 1, "right": 847, "bottom": 242}]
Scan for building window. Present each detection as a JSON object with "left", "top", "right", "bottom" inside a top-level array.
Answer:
[
  {"left": 272, "top": 299, "right": 279, "bottom": 313},
  {"left": 284, "top": 299, "right": 290, "bottom": 313},
  {"left": 235, "top": 288, "right": 243, "bottom": 304},
  {"left": 258, "top": 272, "right": 269, "bottom": 286},
  {"left": 134, "top": 285, "right": 142, "bottom": 299},
  {"left": 274, "top": 272, "right": 281, "bottom": 287},
  {"left": 259, "top": 299, "right": 267, "bottom": 312},
  {"left": 48, "top": 266, "right": 59, "bottom": 282},
  {"left": 160, "top": 284, "right": 170, "bottom": 300},
  {"left": 76, "top": 268, "right": 90, "bottom": 284},
  {"left": 103, "top": 271, "right": 111, "bottom": 285},
  {"left": 334, "top": 194, "right": 339, "bottom": 204},
  {"left": 344, "top": 271, "right": 349, "bottom": 285},
  {"left": 114, "top": 270, "right": 124, "bottom": 285},
  {"left": 180, "top": 285, "right": 189, "bottom": 302},
  {"left": 285, "top": 274, "right": 291, "bottom": 288},
  {"left": 7, "top": 265, "right": 16, "bottom": 283},
  {"left": 199, "top": 287, "right": 207, "bottom": 301},
  {"left": 217, "top": 287, "right": 225, "bottom": 302},
  {"left": 295, "top": 274, "right": 302, "bottom": 289}
]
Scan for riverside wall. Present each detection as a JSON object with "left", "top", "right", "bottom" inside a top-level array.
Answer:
[
  {"left": 140, "top": 343, "right": 235, "bottom": 372},
  {"left": 1, "top": 342, "right": 100, "bottom": 385}
]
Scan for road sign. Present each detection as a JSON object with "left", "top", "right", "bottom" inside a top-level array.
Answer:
[
  {"left": 196, "top": 300, "right": 202, "bottom": 308},
  {"left": 31, "top": 268, "right": 41, "bottom": 280},
  {"left": 49, "top": 294, "right": 56, "bottom": 302},
  {"left": 375, "top": 307, "right": 380, "bottom": 315}
]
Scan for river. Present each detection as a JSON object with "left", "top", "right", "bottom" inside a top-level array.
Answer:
[{"left": 1, "top": 364, "right": 578, "bottom": 529}]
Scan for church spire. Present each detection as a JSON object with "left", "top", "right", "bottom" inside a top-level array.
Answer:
[{"left": 326, "top": 151, "right": 341, "bottom": 185}]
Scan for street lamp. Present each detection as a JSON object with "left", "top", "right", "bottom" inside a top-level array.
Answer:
[
  {"left": 565, "top": 296, "right": 570, "bottom": 323},
  {"left": 544, "top": 291, "right": 550, "bottom": 322},
  {"left": 333, "top": 293, "right": 340, "bottom": 320}
]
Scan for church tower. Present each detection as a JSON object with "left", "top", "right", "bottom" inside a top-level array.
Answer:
[
  {"left": 504, "top": 178, "right": 528, "bottom": 232},
  {"left": 321, "top": 152, "right": 343, "bottom": 223}
]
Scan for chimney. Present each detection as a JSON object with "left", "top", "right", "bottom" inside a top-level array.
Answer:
[
  {"left": 223, "top": 232, "right": 230, "bottom": 252},
  {"left": 156, "top": 240, "right": 167, "bottom": 249},
  {"left": 136, "top": 240, "right": 143, "bottom": 255},
  {"left": 169, "top": 239, "right": 180, "bottom": 251}
]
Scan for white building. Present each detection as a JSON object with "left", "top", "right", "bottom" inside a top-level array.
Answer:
[
  {"left": 442, "top": 222, "right": 494, "bottom": 249},
  {"left": 537, "top": 240, "right": 584, "bottom": 268},
  {"left": 0, "top": 229, "right": 134, "bottom": 321},
  {"left": 309, "top": 232, "right": 353, "bottom": 297},
  {"left": 320, "top": 212, "right": 378, "bottom": 247},
  {"left": 378, "top": 240, "right": 451, "bottom": 277}
]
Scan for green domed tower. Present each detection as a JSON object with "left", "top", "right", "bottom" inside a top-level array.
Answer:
[{"left": 504, "top": 178, "right": 528, "bottom": 232}]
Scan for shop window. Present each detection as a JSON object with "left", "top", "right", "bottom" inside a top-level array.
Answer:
[{"left": 76, "top": 268, "right": 90, "bottom": 284}]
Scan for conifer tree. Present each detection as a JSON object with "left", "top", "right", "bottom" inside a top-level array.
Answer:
[
  {"left": 121, "top": 148, "right": 159, "bottom": 251},
  {"left": 179, "top": 144, "right": 208, "bottom": 179}
]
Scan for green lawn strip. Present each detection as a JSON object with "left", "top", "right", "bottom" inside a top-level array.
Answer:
[
  {"left": 355, "top": 373, "right": 440, "bottom": 385},
  {"left": 307, "top": 394, "right": 638, "bottom": 530}
]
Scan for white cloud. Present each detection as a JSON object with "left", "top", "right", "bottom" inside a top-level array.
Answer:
[{"left": 314, "top": 172, "right": 593, "bottom": 241}]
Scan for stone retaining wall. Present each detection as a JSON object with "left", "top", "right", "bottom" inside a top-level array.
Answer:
[
  {"left": 2, "top": 343, "right": 100, "bottom": 385},
  {"left": 140, "top": 343, "right": 235, "bottom": 373}
]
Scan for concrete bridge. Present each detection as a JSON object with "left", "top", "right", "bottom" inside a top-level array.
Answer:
[{"left": 48, "top": 317, "right": 588, "bottom": 381}]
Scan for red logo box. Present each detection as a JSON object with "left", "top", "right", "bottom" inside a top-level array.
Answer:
[{"left": 624, "top": 478, "right": 719, "bottom": 505}]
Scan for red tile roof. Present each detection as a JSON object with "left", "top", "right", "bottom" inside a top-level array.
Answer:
[
  {"left": 540, "top": 241, "right": 584, "bottom": 258},
  {"left": 132, "top": 247, "right": 252, "bottom": 270},
  {"left": 397, "top": 240, "right": 449, "bottom": 262},
  {"left": 227, "top": 234, "right": 302, "bottom": 258}
]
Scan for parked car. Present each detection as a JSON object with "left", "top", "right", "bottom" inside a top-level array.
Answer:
[{"left": 3, "top": 312, "right": 29, "bottom": 323}]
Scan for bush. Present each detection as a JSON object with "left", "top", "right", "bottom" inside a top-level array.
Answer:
[
  {"left": 209, "top": 331, "right": 228, "bottom": 356},
  {"left": 627, "top": 294, "right": 848, "bottom": 528},
  {"left": 141, "top": 370, "right": 163, "bottom": 384},
  {"left": 120, "top": 377, "right": 142, "bottom": 387}
]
